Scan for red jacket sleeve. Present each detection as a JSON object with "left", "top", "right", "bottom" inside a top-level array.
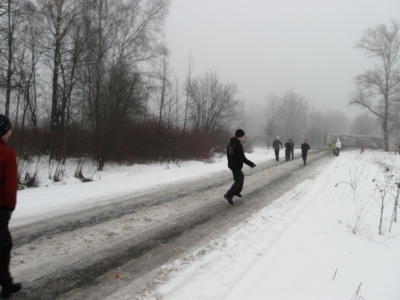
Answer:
[{"left": 3, "top": 149, "right": 18, "bottom": 211}]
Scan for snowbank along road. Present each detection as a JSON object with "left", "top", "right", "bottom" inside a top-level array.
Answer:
[{"left": 10, "top": 150, "right": 332, "bottom": 299}]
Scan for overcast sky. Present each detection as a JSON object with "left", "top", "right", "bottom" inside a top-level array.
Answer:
[{"left": 163, "top": 0, "right": 400, "bottom": 120}]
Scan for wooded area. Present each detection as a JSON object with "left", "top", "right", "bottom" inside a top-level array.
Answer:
[{"left": 0, "top": 0, "right": 240, "bottom": 170}]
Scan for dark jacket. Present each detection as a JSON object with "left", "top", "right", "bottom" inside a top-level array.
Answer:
[
  {"left": 227, "top": 138, "right": 255, "bottom": 170},
  {"left": 0, "top": 138, "right": 17, "bottom": 212},
  {"left": 284, "top": 142, "right": 292, "bottom": 151},
  {"left": 272, "top": 139, "right": 282, "bottom": 150},
  {"left": 301, "top": 143, "right": 310, "bottom": 153}
]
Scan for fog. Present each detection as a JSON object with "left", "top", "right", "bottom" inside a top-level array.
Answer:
[{"left": 163, "top": 0, "right": 399, "bottom": 137}]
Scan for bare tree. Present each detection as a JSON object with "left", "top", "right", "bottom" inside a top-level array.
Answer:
[
  {"left": 13, "top": 2, "right": 45, "bottom": 152},
  {"left": 275, "top": 90, "right": 309, "bottom": 140},
  {"left": 350, "top": 20, "right": 400, "bottom": 152},
  {"left": 307, "top": 108, "right": 324, "bottom": 146},
  {"left": 0, "top": 0, "right": 27, "bottom": 116},
  {"left": 38, "top": 0, "right": 89, "bottom": 160},
  {"left": 156, "top": 52, "right": 171, "bottom": 136},
  {"left": 59, "top": 15, "right": 88, "bottom": 163},
  {"left": 94, "top": 63, "right": 145, "bottom": 171},
  {"left": 264, "top": 94, "right": 279, "bottom": 148},
  {"left": 189, "top": 70, "right": 238, "bottom": 134},
  {"left": 264, "top": 90, "right": 308, "bottom": 145},
  {"left": 182, "top": 49, "right": 194, "bottom": 134},
  {"left": 81, "top": 0, "right": 170, "bottom": 169}
]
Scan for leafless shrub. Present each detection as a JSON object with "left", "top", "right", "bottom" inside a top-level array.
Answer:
[
  {"left": 342, "top": 196, "right": 373, "bottom": 238},
  {"left": 17, "top": 155, "right": 46, "bottom": 189},
  {"left": 336, "top": 164, "right": 373, "bottom": 236},
  {"left": 389, "top": 181, "right": 400, "bottom": 232},
  {"left": 350, "top": 282, "right": 365, "bottom": 300},
  {"left": 335, "top": 165, "right": 365, "bottom": 201},
  {"left": 372, "top": 174, "right": 398, "bottom": 235},
  {"left": 49, "top": 159, "right": 65, "bottom": 183},
  {"left": 74, "top": 158, "right": 97, "bottom": 182}
]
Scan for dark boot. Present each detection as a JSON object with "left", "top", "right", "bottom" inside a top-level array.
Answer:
[
  {"left": 224, "top": 194, "right": 234, "bottom": 205},
  {"left": 1, "top": 283, "right": 22, "bottom": 299},
  {"left": 234, "top": 193, "right": 242, "bottom": 198}
]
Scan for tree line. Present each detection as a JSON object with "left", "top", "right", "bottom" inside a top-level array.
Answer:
[
  {"left": 260, "top": 89, "right": 349, "bottom": 148},
  {"left": 0, "top": 0, "right": 240, "bottom": 170}
]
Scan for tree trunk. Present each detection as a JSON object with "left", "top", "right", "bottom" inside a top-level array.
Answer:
[{"left": 49, "top": 1, "right": 63, "bottom": 161}]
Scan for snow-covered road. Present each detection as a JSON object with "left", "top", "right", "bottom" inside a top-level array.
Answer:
[{"left": 10, "top": 150, "right": 331, "bottom": 299}]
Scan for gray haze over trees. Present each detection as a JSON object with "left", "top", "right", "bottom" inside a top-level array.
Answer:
[
  {"left": 245, "top": 91, "right": 350, "bottom": 148},
  {"left": 164, "top": 1, "right": 399, "bottom": 149},
  {"left": 349, "top": 113, "right": 381, "bottom": 136}
]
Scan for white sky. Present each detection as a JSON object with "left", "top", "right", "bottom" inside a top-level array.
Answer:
[{"left": 163, "top": 0, "right": 400, "bottom": 118}]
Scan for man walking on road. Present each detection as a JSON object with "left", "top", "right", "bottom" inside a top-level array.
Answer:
[
  {"left": 290, "top": 138, "right": 295, "bottom": 159},
  {"left": 272, "top": 136, "right": 282, "bottom": 162},
  {"left": 301, "top": 139, "right": 311, "bottom": 166},
  {"left": 224, "top": 129, "right": 256, "bottom": 205},
  {"left": 0, "top": 114, "right": 22, "bottom": 299},
  {"left": 284, "top": 139, "right": 292, "bottom": 162},
  {"left": 336, "top": 138, "right": 341, "bottom": 156}
]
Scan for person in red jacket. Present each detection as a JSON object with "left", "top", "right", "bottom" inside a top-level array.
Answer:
[
  {"left": 360, "top": 143, "right": 365, "bottom": 154},
  {"left": 0, "top": 114, "right": 22, "bottom": 298}
]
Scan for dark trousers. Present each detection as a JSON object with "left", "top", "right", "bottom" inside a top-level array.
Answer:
[
  {"left": 337, "top": 148, "right": 340, "bottom": 156},
  {"left": 291, "top": 149, "right": 294, "bottom": 159},
  {"left": 0, "top": 210, "right": 12, "bottom": 286},
  {"left": 285, "top": 150, "right": 291, "bottom": 161},
  {"left": 274, "top": 149, "right": 280, "bottom": 161},
  {"left": 302, "top": 151, "right": 308, "bottom": 162},
  {"left": 227, "top": 169, "right": 244, "bottom": 198}
]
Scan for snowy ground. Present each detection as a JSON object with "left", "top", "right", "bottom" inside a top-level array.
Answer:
[
  {"left": 13, "top": 147, "right": 275, "bottom": 227},
  {"left": 9, "top": 148, "right": 400, "bottom": 299}
]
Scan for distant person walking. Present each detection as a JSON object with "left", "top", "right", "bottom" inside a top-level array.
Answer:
[
  {"left": 284, "top": 139, "right": 292, "bottom": 161},
  {"left": 394, "top": 143, "right": 398, "bottom": 155},
  {"left": 301, "top": 139, "right": 311, "bottom": 165},
  {"left": 332, "top": 141, "right": 337, "bottom": 157},
  {"left": 336, "top": 138, "right": 342, "bottom": 156},
  {"left": 290, "top": 138, "right": 295, "bottom": 159},
  {"left": 0, "top": 114, "right": 22, "bottom": 298},
  {"left": 272, "top": 136, "right": 282, "bottom": 162},
  {"left": 360, "top": 143, "right": 364, "bottom": 154},
  {"left": 224, "top": 129, "right": 256, "bottom": 205}
]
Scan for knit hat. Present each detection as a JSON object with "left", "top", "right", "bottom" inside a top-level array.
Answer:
[
  {"left": 276, "top": 136, "right": 280, "bottom": 139},
  {"left": 0, "top": 114, "right": 11, "bottom": 137},
  {"left": 235, "top": 129, "right": 245, "bottom": 137}
]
